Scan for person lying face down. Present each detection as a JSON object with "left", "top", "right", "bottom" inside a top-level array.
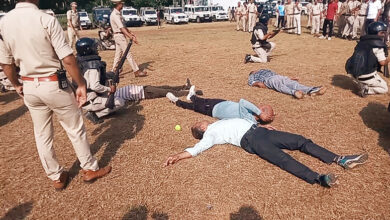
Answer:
[
  {"left": 164, "top": 118, "right": 368, "bottom": 188},
  {"left": 166, "top": 85, "right": 275, "bottom": 124}
]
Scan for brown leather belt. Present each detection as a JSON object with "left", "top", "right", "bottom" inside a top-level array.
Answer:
[
  {"left": 21, "top": 75, "right": 58, "bottom": 82},
  {"left": 359, "top": 14, "right": 367, "bottom": 16},
  {"left": 114, "top": 32, "right": 123, "bottom": 34}
]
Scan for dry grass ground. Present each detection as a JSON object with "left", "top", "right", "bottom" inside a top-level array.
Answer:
[{"left": 1, "top": 19, "right": 390, "bottom": 219}]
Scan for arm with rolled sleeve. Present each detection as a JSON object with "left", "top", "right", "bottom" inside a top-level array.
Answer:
[
  {"left": 239, "top": 99, "right": 261, "bottom": 115},
  {"left": 84, "top": 69, "right": 111, "bottom": 93}
]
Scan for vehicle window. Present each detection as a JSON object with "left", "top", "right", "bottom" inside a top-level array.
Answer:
[
  {"left": 171, "top": 8, "right": 183, "bottom": 13},
  {"left": 195, "top": 7, "right": 202, "bottom": 12},
  {"left": 145, "top": 11, "right": 155, "bottom": 14},
  {"left": 123, "top": 10, "right": 137, "bottom": 15},
  {"left": 203, "top": 7, "right": 209, "bottom": 11},
  {"left": 79, "top": 12, "right": 88, "bottom": 17}
]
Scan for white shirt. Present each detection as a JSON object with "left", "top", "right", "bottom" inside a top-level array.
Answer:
[
  {"left": 367, "top": 0, "right": 382, "bottom": 19},
  {"left": 248, "top": 3, "right": 258, "bottom": 13},
  {"left": 185, "top": 119, "right": 254, "bottom": 157}
]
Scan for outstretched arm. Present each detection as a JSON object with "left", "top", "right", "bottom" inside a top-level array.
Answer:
[
  {"left": 252, "top": 82, "right": 267, "bottom": 88},
  {"left": 164, "top": 151, "right": 192, "bottom": 167}
]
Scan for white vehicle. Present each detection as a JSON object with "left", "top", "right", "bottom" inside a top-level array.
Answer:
[
  {"left": 301, "top": 2, "right": 309, "bottom": 15},
  {"left": 122, "top": 7, "right": 143, "bottom": 27},
  {"left": 210, "top": 5, "right": 228, "bottom": 21},
  {"left": 140, "top": 7, "right": 158, "bottom": 25},
  {"left": 79, "top": 11, "right": 92, "bottom": 29},
  {"left": 164, "top": 7, "right": 189, "bottom": 24},
  {"left": 184, "top": 5, "right": 212, "bottom": 23}
]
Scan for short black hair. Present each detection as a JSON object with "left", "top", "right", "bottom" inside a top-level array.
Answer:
[{"left": 191, "top": 127, "right": 204, "bottom": 140}]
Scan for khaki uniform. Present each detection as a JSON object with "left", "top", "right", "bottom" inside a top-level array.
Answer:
[
  {"left": 338, "top": 1, "right": 348, "bottom": 35},
  {"left": 67, "top": 9, "right": 80, "bottom": 47},
  {"left": 293, "top": 3, "right": 302, "bottom": 34},
  {"left": 311, "top": 3, "right": 322, "bottom": 34},
  {"left": 250, "top": 29, "right": 276, "bottom": 63},
  {"left": 274, "top": 4, "right": 280, "bottom": 27},
  {"left": 248, "top": 3, "right": 258, "bottom": 32},
  {"left": 285, "top": 2, "right": 295, "bottom": 33},
  {"left": 110, "top": 8, "right": 139, "bottom": 72},
  {"left": 236, "top": 5, "right": 245, "bottom": 31},
  {"left": 0, "top": 2, "right": 98, "bottom": 181},
  {"left": 242, "top": 6, "right": 249, "bottom": 32},
  {"left": 307, "top": 2, "right": 313, "bottom": 27},
  {"left": 342, "top": 0, "right": 358, "bottom": 37},
  {"left": 352, "top": 1, "right": 368, "bottom": 37}
]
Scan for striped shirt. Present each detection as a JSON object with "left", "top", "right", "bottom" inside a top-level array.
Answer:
[
  {"left": 115, "top": 85, "right": 145, "bottom": 101},
  {"left": 248, "top": 69, "right": 277, "bottom": 86}
]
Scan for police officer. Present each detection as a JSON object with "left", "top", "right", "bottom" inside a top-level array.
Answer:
[
  {"left": 293, "top": 0, "right": 303, "bottom": 34},
  {"left": 347, "top": 22, "right": 389, "bottom": 97},
  {"left": 248, "top": 0, "right": 258, "bottom": 32},
  {"left": 0, "top": 0, "right": 111, "bottom": 190},
  {"left": 311, "top": 0, "right": 322, "bottom": 35},
  {"left": 244, "top": 15, "right": 278, "bottom": 63},
  {"left": 236, "top": 1, "right": 244, "bottom": 31},
  {"left": 352, "top": 0, "right": 368, "bottom": 39},
  {"left": 285, "top": 0, "right": 295, "bottom": 33},
  {"left": 67, "top": 2, "right": 82, "bottom": 47},
  {"left": 110, "top": 0, "right": 147, "bottom": 77}
]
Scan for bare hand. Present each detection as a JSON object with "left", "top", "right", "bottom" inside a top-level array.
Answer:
[
  {"left": 75, "top": 86, "right": 87, "bottom": 108},
  {"left": 164, "top": 151, "right": 192, "bottom": 167},
  {"left": 15, "top": 85, "right": 24, "bottom": 97},
  {"left": 110, "top": 85, "right": 116, "bottom": 94},
  {"left": 259, "top": 124, "right": 276, "bottom": 130},
  {"left": 291, "top": 77, "right": 299, "bottom": 81}
]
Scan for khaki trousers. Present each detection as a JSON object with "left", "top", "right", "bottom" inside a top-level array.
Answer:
[
  {"left": 286, "top": 15, "right": 294, "bottom": 33},
  {"left": 358, "top": 72, "right": 388, "bottom": 94},
  {"left": 337, "top": 15, "right": 346, "bottom": 35},
  {"left": 67, "top": 27, "right": 79, "bottom": 47},
  {"left": 83, "top": 96, "right": 125, "bottom": 118},
  {"left": 236, "top": 16, "right": 243, "bottom": 30},
  {"left": 250, "top": 42, "right": 276, "bottom": 63},
  {"left": 242, "top": 16, "right": 248, "bottom": 32},
  {"left": 274, "top": 13, "right": 279, "bottom": 27},
  {"left": 294, "top": 14, "right": 301, "bottom": 34},
  {"left": 342, "top": 16, "right": 355, "bottom": 36},
  {"left": 23, "top": 81, "right": 98, "bottom": 181},
  {"left": 113, "top": 34, "right": 139, "bottom": 72},
  {"left": 248, "top": 13, "right": 257, "bottom": 32},
  {"left": 307, "top": 14, "right": 312, "bottom": 27},
  {"left": 352, "top": 16, "right": 366, "bottom": 37},
  {"left": 311, "top": 15, "right": 320, "bottom": 34}
]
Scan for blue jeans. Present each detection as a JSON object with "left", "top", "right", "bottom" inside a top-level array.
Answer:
[{"left": 264, "top": 75, "right": 313, "bottom": 96}]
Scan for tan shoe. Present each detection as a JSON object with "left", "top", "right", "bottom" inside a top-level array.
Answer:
[
  {"left": 82, "top": 166, "right": 112, "bottom": 182},
  {"left": 53, "top": 171, "right": 69, "bottom": 191}
]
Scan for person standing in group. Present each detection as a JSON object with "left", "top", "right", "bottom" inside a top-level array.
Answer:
[
  {"left": 366, "top": 0, "right": 382, "bottom": 31},
  {"left": 311, "top": 0, "right": 322, "bottom": 35},
  {"left": 381, "top": 0, "right": 390, "bottom": 41},
  {"left": 236, "top": 2, "right": 244, "bottom": 31},
  {"left": 285, "top": 0, "right": 295, "bottom": 33},
  {"left": 320, "top": 0, "right": 326, "bottom": 29},
  {"left": 0, "top": 0, "right": 112, "bottom": 190},
  {"left": 231, "top": 7, "right": 236, "bottom": 22},
  {"left": 110, "top": 0, "right": 147, "bottom": 77},
  {"left": 293, "top": 0, "right": 303, "bottom": 34},
  {"left": 320, "top": 0, "right": 338, "bottom": 40},
  {"left": 67, "top": 2, "right": 82, "bottom": 48},
  {"left": 341, "top": 0, "right": 358, "bottom": 39},
  {"left": 248, "top": 0, "right": 258, "bottom": 32},
  {"left": 228, "top": 6, "right": 232, "bottom": 21},
  {"left": 337, "top": 0, "right": 347, "bottom": 37},
  {"left": 243, "top": 2, "right": 249, "bottom": 32},
  {"left": 352, "top": 0, "right": 368, "bottom": 39},
  {"left": 274, "top": 1, "right": 280, "bottom": 27},
  {"left": 306, "top": 0, "right": 313, "bottom": 28},
  {"left": 278, "top": 1, "right": 286, "bottom": 28}
]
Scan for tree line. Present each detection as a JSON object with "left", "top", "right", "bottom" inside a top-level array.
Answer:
[{"left": 1, "top": 0, "right": 176, "bottom": 13}]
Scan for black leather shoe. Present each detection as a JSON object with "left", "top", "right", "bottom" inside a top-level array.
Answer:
[{"left": 85, "top": 112, "right": 103, "bottom": 124}]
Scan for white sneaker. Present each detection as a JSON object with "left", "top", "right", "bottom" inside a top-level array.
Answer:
[
  {"left": 319, "top": 35, "right": 326, "bottom": 39},
  {"left": 187, "top": 85, "right": 196, "bottom": 101},
  {"left": 166, "top": 92, "right": 178, "bottom": 103},
  {"left": 327, "top": 37, "right": 331, "bottom": 40}
]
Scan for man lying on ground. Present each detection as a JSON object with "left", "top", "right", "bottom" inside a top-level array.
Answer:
[
  {"left": 248, "top": 69, "right": 326, "bottom": 99},
  {"left": 164, "top": 118, "right": 367, "bottom": 188},
  {"left": 76, "top": 38, "right": 202, "bottom": 124},
  {"left": 166, "top": 86, "right": 275, "bottom": 124}
]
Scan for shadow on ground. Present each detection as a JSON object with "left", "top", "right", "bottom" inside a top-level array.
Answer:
[
  {"left": 68, "top": 101, "right": 145, "bottom": 181},
  {"left": 359, "top": 102, "right": 390, "bottom": 156},
  {"left": 0, "top": 201, "right": 33, "bottom": 220},
  {"left": 0, "top": 104, "right": 28, "bottom": 127},
  {"left": 331, "top": 74, "right": 357, "bottom": 92},
  {"left": 230, "top": 205, "right": 263, "bottom": 220},
  {"left": 122, "top": 205, "right": 168, "bottom": 220},
  {"left": 139, "top": 61, "right": 155, "bottom": 72},
  {"left": 0, "top": 92, "right": 20, "bottom": 105}
]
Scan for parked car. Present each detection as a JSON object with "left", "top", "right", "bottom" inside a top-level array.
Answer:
[
  {"left": 210, "top": 5, "right": 228, "bottom": 21},
  {"left": 256, "top": 3, "right": 275, "bottom": 18},
  {"left": 140, "top": 7, "right": 158, "bottom": 25},
  {"left": 301, "top": 2, "right": 310, "bottom": 15},
  {"left": 164, "top": 7, "right": 189, "bottom": 24},
  {"left": 122, "top": 7, "right": 143, "bottom": 27},
  {"left": 92, "top": 7, "right": 111, "bottom": 28},
  {"left": 79, "top": 10, "right": 92, "bottom": 29},
  {"left": 184, "top": 5, "right": 212, "bottom": 22}
]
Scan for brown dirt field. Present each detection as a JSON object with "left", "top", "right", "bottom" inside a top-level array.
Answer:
[{"left": 1, "top": 20, "right": 390, "bottom": 219}]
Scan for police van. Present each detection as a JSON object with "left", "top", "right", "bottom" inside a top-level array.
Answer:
[
  {"left": 140, "top": 7, "right": 158, "bottom": 25},
  {"left": 79, "top": 10, "right": 92, "bottom": 29},
  {"left": 164, "top": 7, "right": 189, "bottom": 24},
  {"left": 184, "top": 5, "right": 212, "bottom": 23},
  {"left": 122, "top": 7, "right": 143, "bottom": 27},
  {"left": 210, "top": 5, "right": 228, "bottom": 21}
]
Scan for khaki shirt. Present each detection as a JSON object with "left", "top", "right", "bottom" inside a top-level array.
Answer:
[
  {"left": 312, "top": 4, "right": 322, "bottom": 15},
  {"left": 359, "top": 2, "right": 368, "bottom": 15},
  {"left": 307, "top": 3, "right": 313, "bottom": 13},
  {"left": 293, "top": 3, "right": 302, "bottom": 14},
  {"left": 0, "top": 2, "right": 73, "bottom": 77},
  {"left": 110, "top": 8, "right": 125, "bottom": 33},
  {"left": 285, "top": 3, "right": 295, "bottom": 15},
  {"left": 248, "top": 3, "right": 258, "bottom": 13},
  {"left": 67, "top": 9, "right": 79, "bottom": 28}
]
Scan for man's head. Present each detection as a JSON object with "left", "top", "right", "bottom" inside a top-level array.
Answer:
[
  {"left": 259, "top": 14, "right": 270, "bottom": 25},
  {"left": 288, "top": 0, "right": 292, "bottom": 3},
  {"left": 367, "top": 21, "right": 388, "bottom": 37},
  {"left": 238, "top": 2, "right": 241, "bottom": 6},
  {"left": 71, "top": 2, "right": 77, "bottom": 11},
  {"left": 191, "top": 120, "right": 210, "bottom": 140},
  {"left": 112, "top": 0, "right": 124, "bottom": 10},
  {"left": 251, "top": 0, "right": 255, "bottom": 3},
  {"left": 256, "top": 104, "right": 275, "bottom": 123},
  {"left": 76, "top": 38, "right": 99, "bottom": 56}
]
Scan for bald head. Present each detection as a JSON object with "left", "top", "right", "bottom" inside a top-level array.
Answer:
[{"left": 257, "top": 104, "right": 275, "bottom": 123}]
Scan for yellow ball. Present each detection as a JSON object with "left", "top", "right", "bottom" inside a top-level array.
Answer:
[{"left": 175, "top": 125, "right": 181, "bottom": 131}]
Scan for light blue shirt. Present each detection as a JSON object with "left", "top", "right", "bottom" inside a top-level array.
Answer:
[
  {"left": 278, "top": 5, "right": 285, "bottom": 16},
  {"left": 212, "top": 99, "right": 261, "bottom": 124},
  {"left": 185, "top": 119, "right": 255, "bottom": 157}
]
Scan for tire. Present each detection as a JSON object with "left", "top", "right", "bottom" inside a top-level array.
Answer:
[
  {"left": 212, "top": 16, "right": 216, "bottom": 22},
  {"left": 172, "top": 18, "right": 175, "bottom": 24},
  {"left": 196, "top": 17, "right": 201, "bottom": 23}
]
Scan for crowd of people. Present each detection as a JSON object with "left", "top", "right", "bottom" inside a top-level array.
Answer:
[{"left": 0, "top": 0, "right": 383, "bottom": 193}]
